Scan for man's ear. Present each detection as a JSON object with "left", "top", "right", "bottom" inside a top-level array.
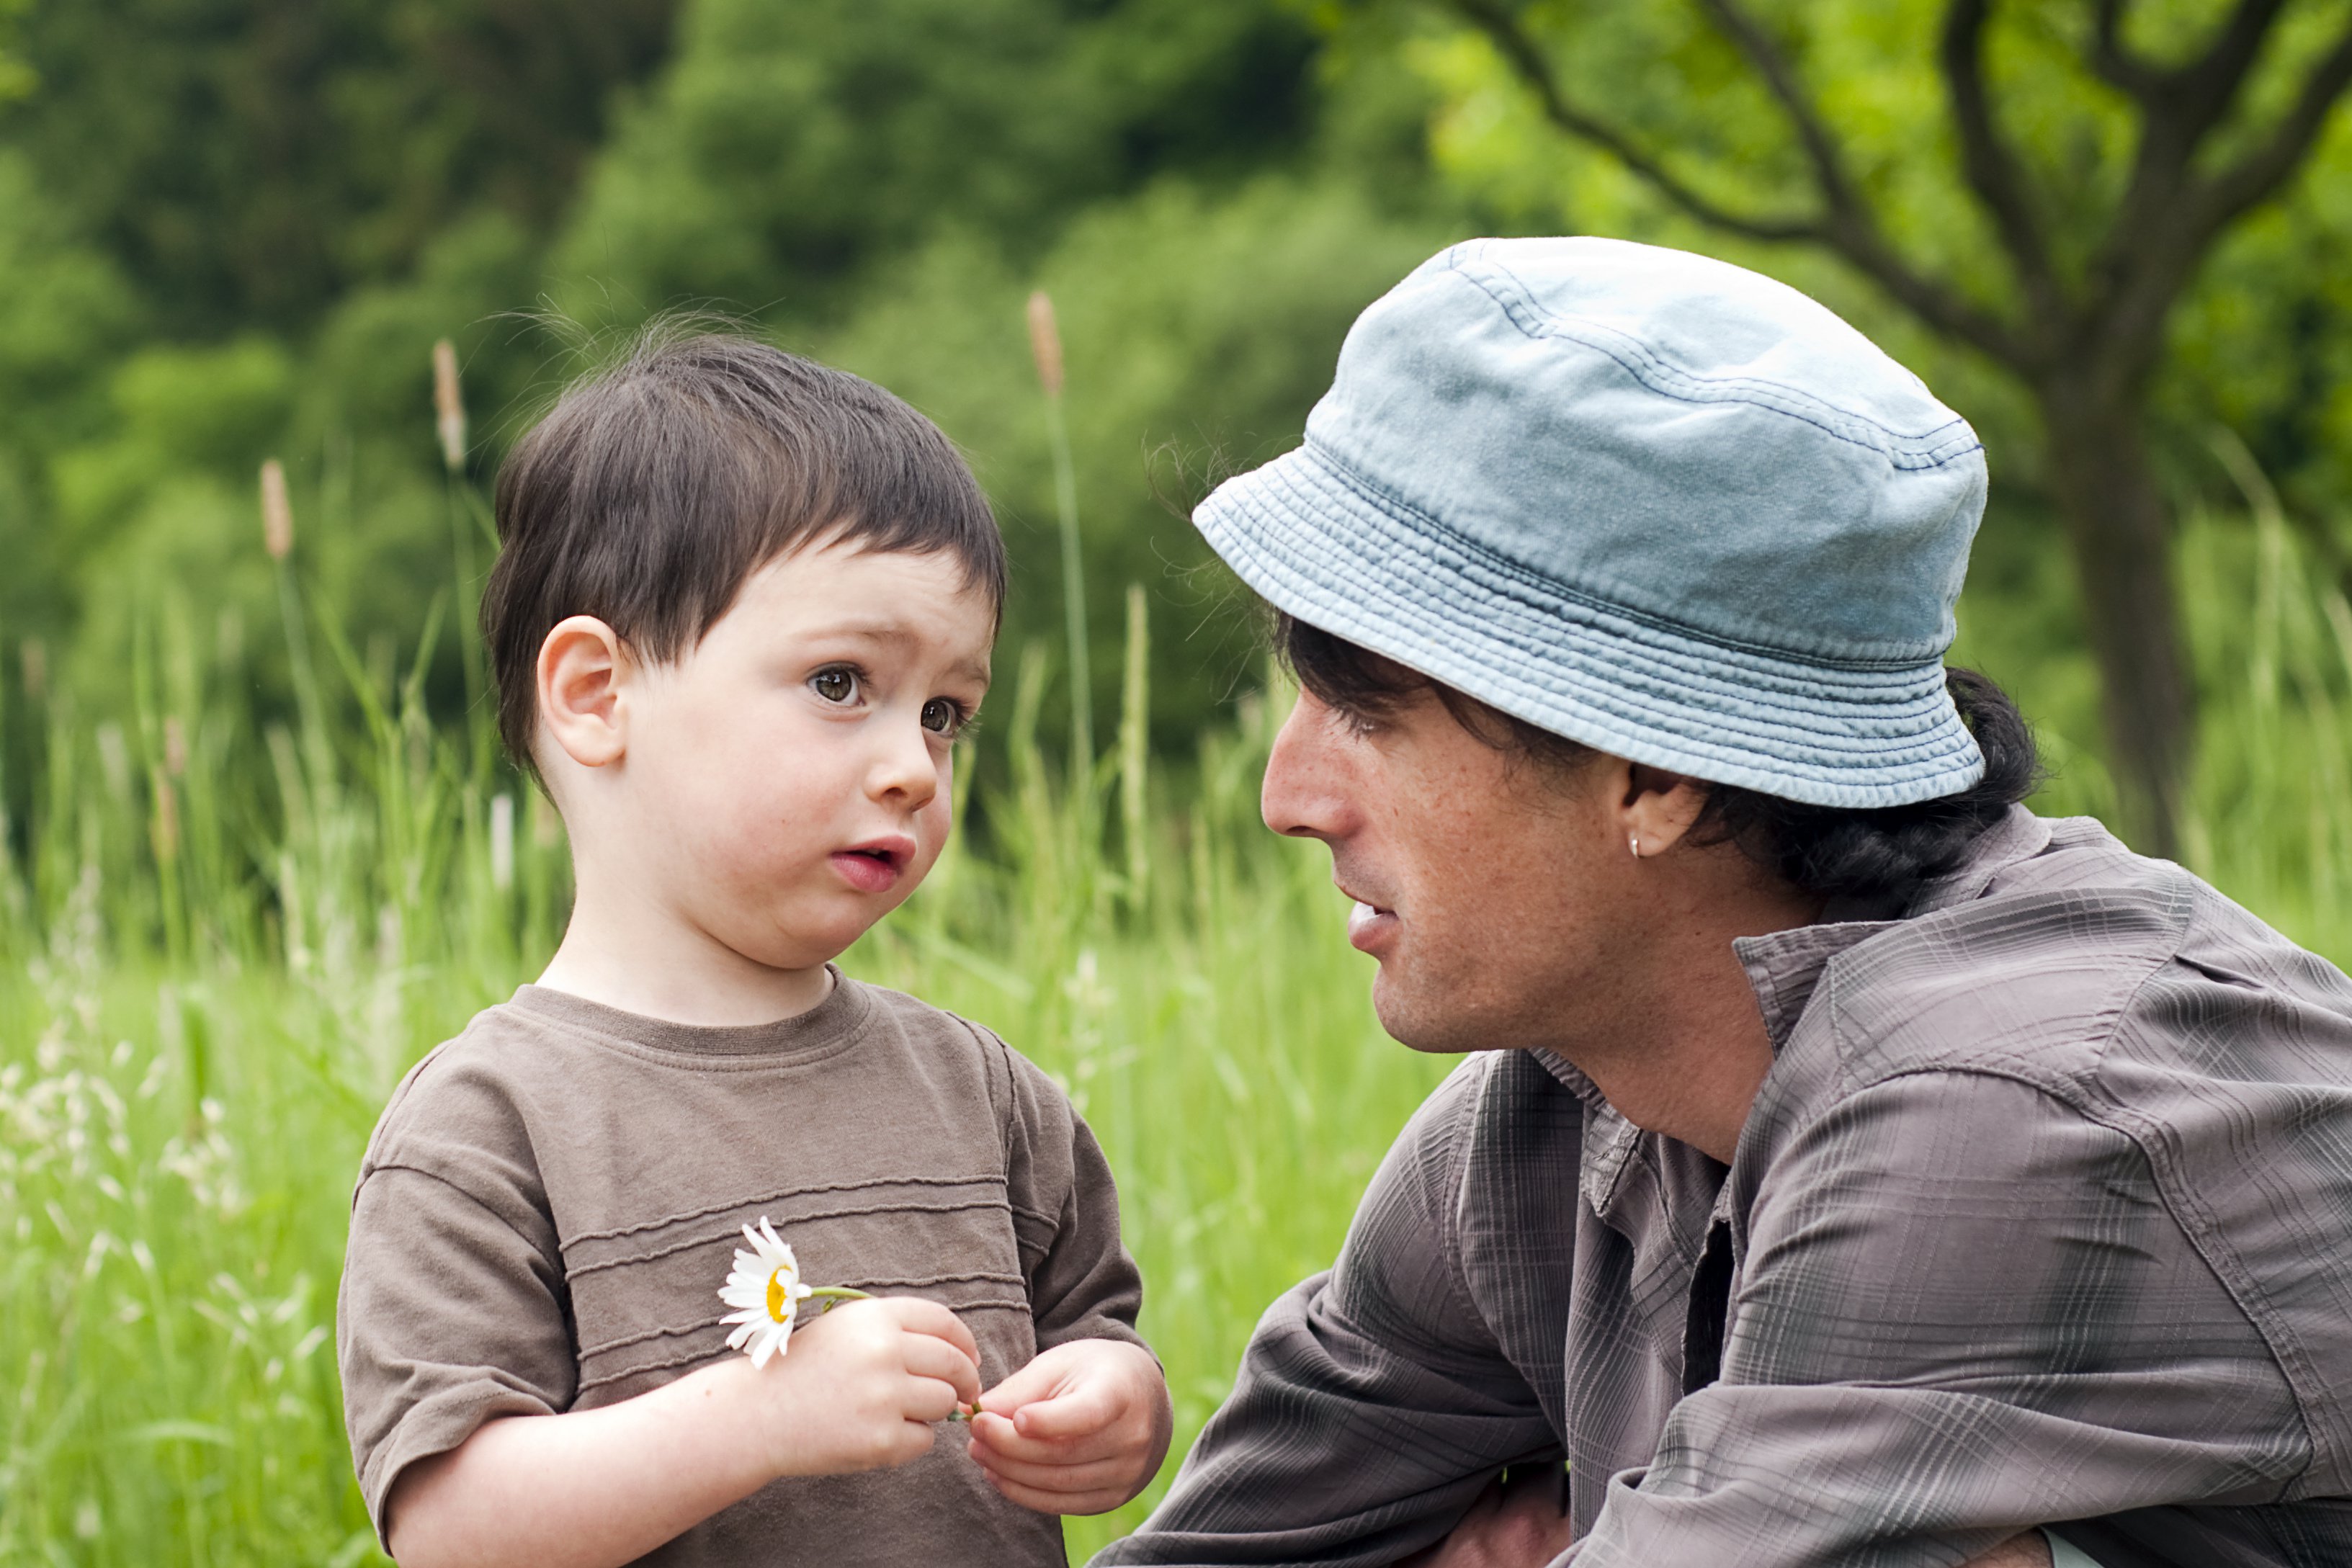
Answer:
[
  {"left": 537, "top": 616, "right": 632, "bottom": 770},
  {"left": 1620, "top": 763, "right": 1709, "bottom": 857}
]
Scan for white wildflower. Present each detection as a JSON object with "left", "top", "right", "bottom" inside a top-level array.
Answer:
[{"left": 717, "top": 1219, "right": 818, "bottom": 1368}]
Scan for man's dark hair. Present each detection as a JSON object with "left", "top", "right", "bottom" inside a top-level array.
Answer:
[
  {"left": 1276, "top": 612, "right": 2039, "bottom": 907},
  {"left": 482, "top": 329, "right": 1006, "bottom": 772}
]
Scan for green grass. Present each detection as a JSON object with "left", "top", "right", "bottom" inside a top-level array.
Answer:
[
  {"left": 4, "top": 484, "right": 2352, "bottom": 1565},
  {"left": 0, "top": 559, "right": 1452, "bottom": 1564}
]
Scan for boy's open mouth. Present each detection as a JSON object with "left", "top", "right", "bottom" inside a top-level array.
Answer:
[{"left": 830, "top": 836, "right": 915, "bottom": 893}]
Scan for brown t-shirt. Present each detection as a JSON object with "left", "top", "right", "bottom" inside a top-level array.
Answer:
[{"left": 337, "top": 970, "right": 1146, "bottom": 1567}]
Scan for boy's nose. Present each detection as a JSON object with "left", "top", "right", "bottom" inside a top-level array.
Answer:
[{"left": 864, "top": 720, "right": 941, "bottom": 810}]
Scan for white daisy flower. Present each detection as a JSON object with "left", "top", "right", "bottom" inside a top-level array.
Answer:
[{"left": 717, "top": 1218, "right": 819, "bottom": 1368}]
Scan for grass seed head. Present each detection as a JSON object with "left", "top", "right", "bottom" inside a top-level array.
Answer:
[
  {"left": 1026, "top": 291, "right": 1065, "bottom": 400},
  {"left": 259, "top": 460, "right": 292, "bottom": 560},
  {"left": 432, "top": 339, "right": 468, "bottom": 473}
]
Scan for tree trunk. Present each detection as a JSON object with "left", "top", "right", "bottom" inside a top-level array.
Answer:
[{"left": 2031, "top": 372, "right": 2194, "bottom": 858}]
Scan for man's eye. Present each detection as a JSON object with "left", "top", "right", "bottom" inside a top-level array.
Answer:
[
  {"left": 920, "top": 697, "right": 965, "bottom": 736},
  {"left": 812, "top": 667, "right": 859, "bottom": 704}
]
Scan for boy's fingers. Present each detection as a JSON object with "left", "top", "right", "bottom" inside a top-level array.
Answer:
[
  {"left": 972, "top": 1460, "right": 1131, "bottom": 1518},
  {"left": 1008, "top": 1380, "right": 1120, "bottom": 1441},
  {"left": 966, "top": 1408, "right": 1124, "bottom": 1465},
  {"left": 974, "top": 1354, "right": 1066, "bottom": 1417},
  {"left": 900, "top": 1335, "right": 983, "bottom": 1406},
  {"left": 875, "top": 1296, "right": 981, "bottom": 1367},
  {"left": 900, "top": 1375, "right": 972, "bottom": 1425},
  {"left": 964, "top": 1443, "right": 1137, "bottom": 1493}
]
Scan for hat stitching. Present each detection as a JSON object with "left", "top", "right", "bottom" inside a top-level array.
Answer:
[
  {"left": 1225, "top": 509, "right": 1984, "bottom": 805},
  {"left": 1225, "top": 465, "right": 1976, "bottom": 756},
  {"left": 1210, "top": 478, "right": 1985, "bottom": 792},
  {"left": 1295, "top": 439, "right": 1952, "bottom": 673},
  {"left": 1241, "top": 462, "right": 1960, "bottom": 725},
  {"left": 1443, "top": 246, "right": 1981, "bottom": 461},
  {"left": 1449, "top": 256, "right": 1983, "bottom": 470}
]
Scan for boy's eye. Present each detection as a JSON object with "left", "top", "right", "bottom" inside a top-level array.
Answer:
[
  {"left": 920, "top": 697, "right": 965, "bottom": 736},
  {"left": 811, "top": 667, "right": 859, "bottom": 704}
]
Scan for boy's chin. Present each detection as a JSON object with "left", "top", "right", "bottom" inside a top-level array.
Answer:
[{"left": 720, "top": 902, "right": 903, "bottom": 973}]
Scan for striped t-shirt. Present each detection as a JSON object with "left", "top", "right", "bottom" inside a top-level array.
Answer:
[{"left": 340, "top": 971, "right": 1144, "bottom": 1566}]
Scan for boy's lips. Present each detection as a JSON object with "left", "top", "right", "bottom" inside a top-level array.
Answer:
[{"left": 831, "top": 835, "right": 916, "bottom": 894}]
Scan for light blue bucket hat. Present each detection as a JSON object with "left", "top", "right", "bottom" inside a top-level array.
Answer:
[{"left": 1197, "top": 236, "right": 1989, "bottom": 808}]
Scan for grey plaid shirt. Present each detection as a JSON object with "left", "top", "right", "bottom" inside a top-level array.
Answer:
[{"left": 1099, "top": 810, "right": 2352, "bottom": 1568}]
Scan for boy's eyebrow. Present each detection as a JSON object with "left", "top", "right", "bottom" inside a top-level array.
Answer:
[{"left": 805, "top": 620, "right": 993, "bottom": 684}]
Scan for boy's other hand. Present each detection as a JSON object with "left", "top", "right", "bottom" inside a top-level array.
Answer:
[
  {"left": 754, "top": 1296, "right": 982, "bottom": 1477},
  {"left": 967, "top": 1338, "right": 1171, "bottom": 1515}
]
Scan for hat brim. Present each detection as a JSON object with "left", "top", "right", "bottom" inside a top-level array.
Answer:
[{"left": 1198, "top": 444, "right": 1985, "bottom": 809}]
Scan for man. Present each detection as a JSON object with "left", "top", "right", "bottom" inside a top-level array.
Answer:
[{"left": 1096, "top": 238, "right": 2352, "bottom": 1567}]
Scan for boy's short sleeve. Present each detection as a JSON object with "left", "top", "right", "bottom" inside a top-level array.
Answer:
[
  {"left": 338, "top": 1137, "right": 576, "bottom": 1544},
  {"left": 991, "top": 1039, "right": 1148, "bottom": 1354}
]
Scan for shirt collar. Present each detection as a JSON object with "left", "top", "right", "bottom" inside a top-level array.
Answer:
[
  {"left": 1730, "top": 804, "right": 2054, "bottom": 1052},
  {"left": 1546, "top": 806, "right": 2055, "bottom": 1213}
]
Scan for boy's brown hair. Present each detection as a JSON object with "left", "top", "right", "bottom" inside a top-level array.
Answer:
[{"left": 482, "top": 330, "right": 1006, "bottom": 772}]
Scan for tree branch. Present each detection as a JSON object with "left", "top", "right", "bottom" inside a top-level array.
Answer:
[
  {"left": 1695, "top": 0, "right": 1860, "bottom": 210},
  {"left": 2090, "top": 0, "right": 2160, "bottom": 98},
  {"left": 2192, "top": 12, "right": 2352, "bottom": 236},
  {"left": 1444, "top": 0, "right": 2029, "bottom": 362},
  {"left": 2086, "top": 0, "right": 2333, "bottom": 379},
  {"left": 2169, "top": 0, "right": 2292, "bottom": 133},
  {"left": 1939, "top": 0, "right": 2065, "bottom": 339},
  {"left": 1446, "top": 0, "right": 1819, "bottom": 243}
]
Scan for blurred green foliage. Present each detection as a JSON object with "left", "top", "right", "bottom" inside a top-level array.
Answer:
[
  {"left": 0, "top": 0, "right": 1474, "bottom": 790},
  {"left": 1366, "top": 0, "right": 2352, "bottom": 552},
  {"left": 4, "top": 0, "right": 2349, "bottom": 814}
]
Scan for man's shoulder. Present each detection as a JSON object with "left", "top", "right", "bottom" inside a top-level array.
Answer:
[{"left": 1812, "top": 816, "right": 2352, "bottom": 1096}]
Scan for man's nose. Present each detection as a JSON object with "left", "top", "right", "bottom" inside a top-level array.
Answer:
[{"left": 1261, "top": 691, "right": 1351, "bottom": 841}]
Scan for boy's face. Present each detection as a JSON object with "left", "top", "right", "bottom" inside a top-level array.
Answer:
[{"left": 560, "top": 537, "right": 994, "bottom": 973}]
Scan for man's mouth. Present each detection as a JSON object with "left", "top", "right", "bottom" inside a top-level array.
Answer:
[{"left": 1338, "top": 882, "right": 1398, "bottom": 952}]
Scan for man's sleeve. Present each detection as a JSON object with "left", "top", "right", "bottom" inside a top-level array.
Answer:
[
  {"left": 1096, "top": 1061, "right": 1562, "bottom": 1567},
  {"left": 1570, "top": 1070, "right": 2304, "bottom": 1568}
]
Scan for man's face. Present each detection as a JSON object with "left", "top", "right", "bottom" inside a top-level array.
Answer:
[
  {"left": 1261, "top": 682, "right": 1635, "bottom": 1053},
  {"left": 588, "top": 539, "right": 995, "bottom": 971}
]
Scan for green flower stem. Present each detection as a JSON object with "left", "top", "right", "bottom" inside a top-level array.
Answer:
[{"left": 805, "top": 1286, "right": 872, "bottom": 1309}]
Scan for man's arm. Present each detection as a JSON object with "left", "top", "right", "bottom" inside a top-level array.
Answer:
[
  {"left": 1401, "top": 1478, "right": 2071, "bottom": 1568},
  {"left": 1096, "top": 1061, "right": 1562, "bottom": 1567}
]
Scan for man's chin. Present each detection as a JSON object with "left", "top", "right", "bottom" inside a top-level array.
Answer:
[{"left": 1370, "top": 970, "right": 1480, "bottom": 1055}]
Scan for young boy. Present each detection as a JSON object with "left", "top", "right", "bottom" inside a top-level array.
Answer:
[{"left": 336, "top": 333, "right": 1171, "bottom": 1568}]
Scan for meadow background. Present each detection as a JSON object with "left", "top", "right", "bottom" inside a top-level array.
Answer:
[{"left": 4, "top": 1, "right": 2352, "bottom": 1562}]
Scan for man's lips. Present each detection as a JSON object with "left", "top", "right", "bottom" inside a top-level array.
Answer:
[
  {"left": 831, "top": 835, "right": 916, "bottom": 893},
  {"left": 1338, "top": 882, "right": 1398, "bottom": 952}
]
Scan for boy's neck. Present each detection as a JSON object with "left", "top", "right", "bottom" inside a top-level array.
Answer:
[{"left": 536, "top": 866, "right": 835, "bottom": 1028}]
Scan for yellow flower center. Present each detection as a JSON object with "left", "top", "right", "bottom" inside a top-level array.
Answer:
[{"left": 766, "top": 1269, "right": 790, "bottom": 1322}]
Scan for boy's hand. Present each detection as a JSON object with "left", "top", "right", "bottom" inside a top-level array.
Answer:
[
  {"left": 752, "top": 1296, "right": 983, "bottom": 1477},
  {"left": 966, "top": 1338, "right": 1171, "bottom": 1515}
]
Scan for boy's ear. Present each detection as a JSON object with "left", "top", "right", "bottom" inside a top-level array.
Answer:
[{"left": 537, "top": 616, "right": 632, "bottom": 770}]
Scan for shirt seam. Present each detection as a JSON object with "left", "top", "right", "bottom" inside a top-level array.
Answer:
[
  {"left": 1794, "top": 1049, "right": 2322, "bottom": 1501},
  {"left": 1443, "top": 249, "right": 1984, "bottom": 465},
  {"left": 357, "top": 1160, "right": 565, "bottom": 1280}
]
